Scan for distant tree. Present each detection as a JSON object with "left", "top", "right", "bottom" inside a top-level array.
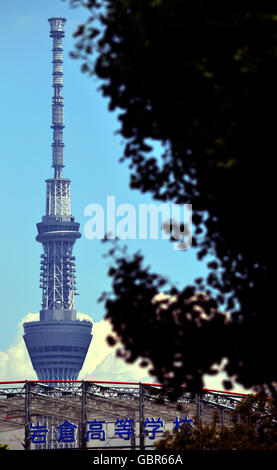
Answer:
[
  {"left": 64, "top": 0, "right": 277, "bottom": 394},
  {"left": 155, "top": 393, "right": 277, "bottom": 450},
  {"left": 0, "top": 443, "right": 8, "bottom": 451}
]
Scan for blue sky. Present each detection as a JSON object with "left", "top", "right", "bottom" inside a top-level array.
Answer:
[{"left": 0, "top": 0, "right": 209, "bottom": 352}]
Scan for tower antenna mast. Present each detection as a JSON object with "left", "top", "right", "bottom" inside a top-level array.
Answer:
[{"left": 49, "top": 17, "right": 66, "bottom": 179}]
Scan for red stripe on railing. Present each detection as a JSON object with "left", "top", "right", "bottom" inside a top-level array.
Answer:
[{"left": 0, "top": 380, "right": 249, "bottom": 396}]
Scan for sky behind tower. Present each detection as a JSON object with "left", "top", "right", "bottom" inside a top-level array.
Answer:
[{"left": 0, "top": 0, "right": 246, "bottom": 392}]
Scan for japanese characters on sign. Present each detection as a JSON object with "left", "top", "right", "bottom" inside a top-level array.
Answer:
[{"left": 28, "top": 416, "right": 194, "bottom": 444}]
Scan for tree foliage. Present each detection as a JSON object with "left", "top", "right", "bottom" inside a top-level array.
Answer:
[
  {"left": 155, "top": 393, "right": 277, "bottom": 450},
  {"left": 100, "top": 242, "right": 231, "bottom": 394},
  {"left": 0, "top": 443, "right": 8, "bottom": 451},
  {"left": 64, "top": 0, "right": 277, "bottom": 394}
]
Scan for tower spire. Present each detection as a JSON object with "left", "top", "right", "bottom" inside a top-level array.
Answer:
[{"left": 49, "top": 17, "right": 66, "bottom": 179}]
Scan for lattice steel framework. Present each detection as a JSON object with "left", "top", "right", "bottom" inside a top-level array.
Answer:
[
  {"left": 23, "top": 19, "right": 92, "bottom": 382},
  {"left": 0, "top": 381, "right": 251, "bottom": 450},
  {"left": 39, "top": 243, "right": 76, "bottom": 311}
]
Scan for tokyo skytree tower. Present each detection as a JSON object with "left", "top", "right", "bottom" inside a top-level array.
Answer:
[{"left": 23, "top": 18, "right": 92, "bottom": 381}]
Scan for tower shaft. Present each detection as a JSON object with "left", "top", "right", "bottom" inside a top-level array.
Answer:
[
  {"left": 23, "top": 18, "right": 92, "bottom": 382},
  {"left": 37, "top": 18, "right": 80, "bottom": 320}
]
